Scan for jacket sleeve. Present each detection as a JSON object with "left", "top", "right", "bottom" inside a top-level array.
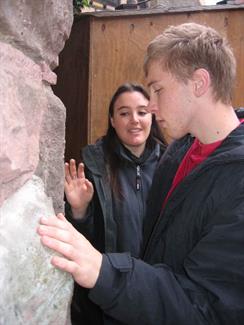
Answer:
[
  {"left": 65, "top": 199, "right": 95, "bottom": 241},
  {"left": 89, "top": 191, "right": 244, "bottom": 325}
]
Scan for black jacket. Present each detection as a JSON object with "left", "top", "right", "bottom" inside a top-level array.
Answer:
[
  {"left": 69, "top": 137, "right": 164, "bottom": 255},
  {"left": 67, "top": 137, "right": 164, "bottom": 325},
  {"left": 89, "top": 122, "right": 244, "bottom": 325}
]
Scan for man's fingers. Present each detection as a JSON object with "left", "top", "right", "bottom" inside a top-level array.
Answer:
[
  {"left": 51, "top": 253, "right": 101, "bottom": 289},
  {"left": 56, "top": 213, "right": 67, "bottom": 222},
  {"left": 37, "top": 214, "right": 103, "bottom": 289},
  {"left": 39, "top": 214, "right": 79, "bottom": 237},
  {"left": 40, "top": 235, "right": 76, "bottom": 261},
  {"left": 51, "top": 255, "right": 78, "bottom": 274},
  {"left": 39, "top": 214, "right": 68, "bottom": 230},
  {"left": 38, "top": 225, "right": 70, "bottom": 243}
]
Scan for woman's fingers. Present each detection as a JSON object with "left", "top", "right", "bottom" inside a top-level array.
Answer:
[
  {"left": 84, "top": 179, "right": 94, "bottom": 195},
  {"left": 69, "top": 159, "right": 78, "bottom": 179},
  {"left": 65, "top": 159, "right": 78, "bottom": 182},
  {"left": 65, "top": 160, "right": 86, "bottom": 188},
  {"left": 77, "top": 162, "right": 85, "bottom": 179},
  {"left": 64, "top": 162, "right": 72, "bottom": 183}
]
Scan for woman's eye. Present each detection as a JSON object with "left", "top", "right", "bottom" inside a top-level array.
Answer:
[
  {"left": 120, "top": 112, "right": 128, "bottom": 116},
  {"left": 138, "top": 111, "right": 148, "bottom": 116}
]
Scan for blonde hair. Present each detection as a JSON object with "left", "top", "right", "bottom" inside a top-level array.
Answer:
[{"left": 144, "top": 23, "right": 236, "bottom": 104}]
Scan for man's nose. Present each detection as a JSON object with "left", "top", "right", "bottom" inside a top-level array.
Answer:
[{"left": 147, "top": 100, "right": 158, "bottom": 114}]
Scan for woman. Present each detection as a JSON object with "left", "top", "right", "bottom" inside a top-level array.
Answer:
[{"left": 64, "top": 83, "right": 165, "bottom": 324}]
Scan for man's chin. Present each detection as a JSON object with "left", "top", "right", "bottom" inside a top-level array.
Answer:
[{"left": 157, "top": 121, "right": 167, "bottom": 132}]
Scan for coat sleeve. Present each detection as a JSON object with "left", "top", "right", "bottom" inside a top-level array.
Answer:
[
  {"left": 89, "top": 191, "right": 244, "bottom": 325},
  {"left": 65, "top": 199, "right": 95, "bottom": 240}
]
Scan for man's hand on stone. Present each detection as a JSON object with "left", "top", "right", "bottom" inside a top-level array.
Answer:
[{"left": 37, "top": 213, "right": 102, "bottom": 288}]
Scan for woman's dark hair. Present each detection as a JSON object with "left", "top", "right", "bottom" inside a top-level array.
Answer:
[{"left": 103, "top": 82, "right": 165, "bottom": 197}]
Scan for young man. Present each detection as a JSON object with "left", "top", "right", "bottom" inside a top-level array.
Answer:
[{"left": 38, "top": 23, "right": 244, "bottom": 324}]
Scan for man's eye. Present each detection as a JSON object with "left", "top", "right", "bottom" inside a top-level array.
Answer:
[{"left": 154, "top": 88, "right": 163, "bottom": 94}]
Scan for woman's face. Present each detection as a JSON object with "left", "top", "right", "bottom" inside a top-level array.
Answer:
[{"left": 110, "top": 91, "right": 152, "bottom": 157}]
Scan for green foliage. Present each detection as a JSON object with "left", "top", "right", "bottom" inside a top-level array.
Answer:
[
  {"left": 82, "top": 0, "right": 91, "bottom": 6},
  {"left": 73, "top": 0, "right": 91, "bottom": 13}
]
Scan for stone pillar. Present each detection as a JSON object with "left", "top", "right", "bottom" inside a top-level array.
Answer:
[{"left": 0, "top": 1, "right": 74, "bottom": 323}]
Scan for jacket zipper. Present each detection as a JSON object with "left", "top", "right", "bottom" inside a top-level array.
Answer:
[{"left": 136, "top": 165, "right": 141, "bottom": 191}]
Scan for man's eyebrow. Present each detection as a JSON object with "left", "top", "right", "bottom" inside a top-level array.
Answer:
[{"left": 147, "top": 80, "right": 157, "bottom": 88}]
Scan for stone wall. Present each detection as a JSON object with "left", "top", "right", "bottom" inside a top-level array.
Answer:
[{"left": 0, "top": 1, "right": 74, "bottom": 324}]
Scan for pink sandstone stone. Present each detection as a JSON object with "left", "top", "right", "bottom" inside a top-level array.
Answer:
[{"left": 0, "top": 43, "right": 47, "bottom": 206}]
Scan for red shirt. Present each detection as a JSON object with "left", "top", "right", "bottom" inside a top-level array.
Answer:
[
  {"left": 162, "top": 119, "right": 244, "bottom": 210},
  {"left": 162, "top": 137, "right": 223, "bottom": 210}
]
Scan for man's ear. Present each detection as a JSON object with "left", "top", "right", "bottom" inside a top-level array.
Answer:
[{"left": 192, "top": 68, "right": 211, "bottom": 97}]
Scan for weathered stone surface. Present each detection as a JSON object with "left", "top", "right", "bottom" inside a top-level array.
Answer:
[
  {"left": 0, "top": 0, "right": 74, "bottom": 323},
  {"left": 35, "top": 86, "right": 66, "bottom": 213},
  {"left": 0, "top": 0, "right": 73, "bottom": 69},
  {"left": 0, "top": 42, "right": 47, "bottom": 206},
  {"left": 0, "top": 176, "right": 73, "bottom": 325},
  {"left": 0, "top": 0, "right": 73, "bottom": 210}
]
